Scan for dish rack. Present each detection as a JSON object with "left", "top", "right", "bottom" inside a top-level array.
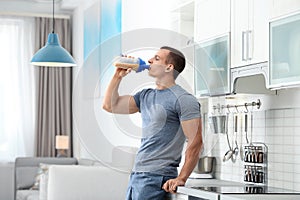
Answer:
[{"left": 243, "top": 142, "right": 268, "bottom": 185}]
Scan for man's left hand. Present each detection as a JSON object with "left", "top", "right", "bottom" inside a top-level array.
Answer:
[{"left": 162, "top": 178, "right": 185, "bottom": 193}]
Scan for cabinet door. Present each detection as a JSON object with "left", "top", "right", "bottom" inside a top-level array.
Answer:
[
  {"left": 194, "top": 0, "right": 230, "bottom": 42},
  {"left": 231, "top": 0, "right": 250, "bottom": 68},
  {"left": 231, "top": 0, "right": 269, "bottom": 68},
  {"left": 269, "top": 12, "right": 300, "bottom": 88},
  {"left": 250, "top": 0, "right": 269, "bottom": 65},
  {"left": 194, "top": 34, "right": 230, "bottom": 96},
  {"left": 170, "top": 1, "right": 194, "bottom": 38},
  {"left": 270, "top": 0, "right": 300, "bottom": 20}
]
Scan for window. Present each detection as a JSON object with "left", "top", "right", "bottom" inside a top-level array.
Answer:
[{"left": 0, "top": 16, "right": 35, "bottom": 162}]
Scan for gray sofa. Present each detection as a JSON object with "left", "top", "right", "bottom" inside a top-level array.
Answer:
[{"left": 14, "top": 157, "right": 78, "bottom": 200}]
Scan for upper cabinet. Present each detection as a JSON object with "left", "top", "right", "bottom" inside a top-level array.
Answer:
[
  {"left": 193, "top": 0, "right": 230, "bottom": 96},
  {"left": 268, "top": 0, "right": 300, "bottom": 89},
  {"left": 170, "top": 0, "right": 195, "bottom": 93},
  {"left": 269, "top": 12, "right": 300, "bottom": 88},
  {"left": 171, "top": 0, "right": 194, "bottom": 39},
  {"left": 231, "top": 0, "right": 269, "bottom": 68},
  {"left": 194, "top": 0, "right": 230, "bottom": 42},
  {"left": 269, "top": 0, "right": 300, "bottom": 20},
  {"left": 192, "top": 0, "right": 300, "bottom": 92},
  {"left": 194, "top": 34, "right": 230, "bottom": 96}
]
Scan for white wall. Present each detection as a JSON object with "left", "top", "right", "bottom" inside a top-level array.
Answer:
[{"left": 72, "top": 0, "right": 99, "bottom": 160}]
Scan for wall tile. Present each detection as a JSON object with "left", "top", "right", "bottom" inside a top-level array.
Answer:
[
  {"left": 273, "top": 127, "right": 283, "bottom": 136},
  {"left": 294, "top": 109, "right": 300, "bottom": 117},
  {"left": 266, "top": 119, "right": 274, "bottom": 127},
  {"left": 294, "top": 183, "right": 300, "bottom": 191},
  {"left": 294, "top": 129, "right": 300, "bottom": 137},
  {"left": 284, "top": 109, "right": 294, "bottom": 117},
  {"left": 274, "top": 118, "right": 284, "bottom": 127},
  {"left": 283, "top": 163, "right": 294, "bottom": 173},
  {"left": 294, "top": 173, "right": 300, "bottom": 183}
]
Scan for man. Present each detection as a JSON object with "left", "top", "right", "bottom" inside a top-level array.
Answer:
[{"left": 102, "top": 46, "right": 203, "bottom": 199}]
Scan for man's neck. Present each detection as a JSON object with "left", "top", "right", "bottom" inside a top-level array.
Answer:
[{"left": 155, "top": 80, "right": 176, "bottom": 90}]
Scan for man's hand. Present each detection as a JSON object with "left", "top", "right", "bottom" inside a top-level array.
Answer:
[
  {"left": 115, "top": 67, "right": 132, "bottom": 78},
  {"left": 162, "top": 177, "right": 185, "bottom": 194}
]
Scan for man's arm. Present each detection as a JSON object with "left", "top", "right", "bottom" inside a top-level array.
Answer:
[
  {"left": 162, "top": 117, "right": 203, "bottom": 193},
  {"left": 102, "top": 68, "right": 139, "bottom": 114}
]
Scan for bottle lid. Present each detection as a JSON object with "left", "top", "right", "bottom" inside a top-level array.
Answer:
[
  {"left": 137, "top": 64, "right": 150, "bottom": 72},
  {"left": 136, "top": 58, "right": 150, "bottom": 72}
]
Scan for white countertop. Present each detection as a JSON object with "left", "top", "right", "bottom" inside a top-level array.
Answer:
[
  {"left": 177, "top": 179, "right": 243, "bottom": 200},
  {"left": 177, "top": 178, "right": 300, "bottom": 200},
  {"left": 221, "top": 194, "right": 300, "bottom": 200},
  {"left": 183, "top": 178, "right": 244, "bottom": 187}
]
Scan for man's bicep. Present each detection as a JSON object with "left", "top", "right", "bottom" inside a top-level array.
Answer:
[
  {"left": 128, "top": 95, "right": 139, "bottom": 114},
  {"left": 181, "top": 118, "right": 202, "bottom": 145},
  {"left": 112, "top": 95, "right": 139, "bottom": 114}
]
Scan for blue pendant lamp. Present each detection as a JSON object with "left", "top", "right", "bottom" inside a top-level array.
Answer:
[{"left": 31, "top": 0, "right": 76, "bottom": 67}]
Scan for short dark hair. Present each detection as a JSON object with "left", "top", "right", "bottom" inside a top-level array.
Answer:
[{"left": 160, "top": 46, "right": 186, "bottom": 79}]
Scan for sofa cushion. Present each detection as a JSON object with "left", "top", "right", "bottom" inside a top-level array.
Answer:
[{"left": 47, "top": 165, "right": 130, "bottom": 200}]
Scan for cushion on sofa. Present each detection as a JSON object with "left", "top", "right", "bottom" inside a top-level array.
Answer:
[
  {"left": 47, "top": 165, "right": 130, "bottom": 200},
  {"left": 15, "top": 157, "right": 78, "bottom": 200}
]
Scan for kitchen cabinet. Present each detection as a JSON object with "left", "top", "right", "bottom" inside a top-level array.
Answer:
[
  {"left": 171, "top": 0, "right": 194, "bottom": 39},
  {"left": 193, "top": 0, "right": 230, "bottom": 97},
  {"left": 269, "top": 0, "right": 300, "bottom": 20},
  {"left": 194, "top": 0, "right": 230, "bottom": 42},
  {"left": 170, "top": 0, "right": 195, "bottom": 93},
  {"left": 194, "top": 34, "right": 230, "bottom": 96},
  {"left": 231, "top": 0, "right": 269, "bottom": 68},
  {"left": 269, "top": 11, "right": 300, "bottom": 88}
]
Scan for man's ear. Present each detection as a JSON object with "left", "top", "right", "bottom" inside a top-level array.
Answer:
[{"left": 165, "top": 64, "right": 174, "bottom": 72}]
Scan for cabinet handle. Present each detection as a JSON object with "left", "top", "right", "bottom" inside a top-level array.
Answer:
[
  {"left": 242, "top": 31, "right": 247, "bottom": 61},
  {"left": 247, "top": 30, "right": 253, "bottom": 60}
]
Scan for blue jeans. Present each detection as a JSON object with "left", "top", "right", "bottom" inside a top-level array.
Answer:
[{"left": 125, "top": 172, "right": 176, "bottom": 200}]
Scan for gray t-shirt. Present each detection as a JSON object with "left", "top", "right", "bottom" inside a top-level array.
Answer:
[{"left": 133, "top": 85, "right": 201, "bottom": 176}]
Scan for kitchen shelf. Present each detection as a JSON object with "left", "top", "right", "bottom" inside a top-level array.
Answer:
[{"left": 243, "top": 143, "right": 268, "bottom": 186}]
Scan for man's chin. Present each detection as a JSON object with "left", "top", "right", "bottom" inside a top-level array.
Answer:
[{"left": 148, "top": 71, "right": 155, "bottom": 77}]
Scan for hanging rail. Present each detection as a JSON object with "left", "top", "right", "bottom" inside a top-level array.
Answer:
[{"left": 213, "top": 99, "right": 261, "bottom": 113}]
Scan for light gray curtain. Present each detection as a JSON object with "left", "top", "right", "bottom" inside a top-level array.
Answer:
[{"left": 34, "top": 17, "right": 73, "bottom": 157}]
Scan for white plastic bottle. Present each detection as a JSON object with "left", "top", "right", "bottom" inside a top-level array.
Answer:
[{"left": 113, "top": 56, "right": 150, "bottom": 72}]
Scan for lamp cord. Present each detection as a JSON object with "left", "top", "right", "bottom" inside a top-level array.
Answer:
[{"left": 52, "top": 0, "right": 55, "bottom": 33}]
